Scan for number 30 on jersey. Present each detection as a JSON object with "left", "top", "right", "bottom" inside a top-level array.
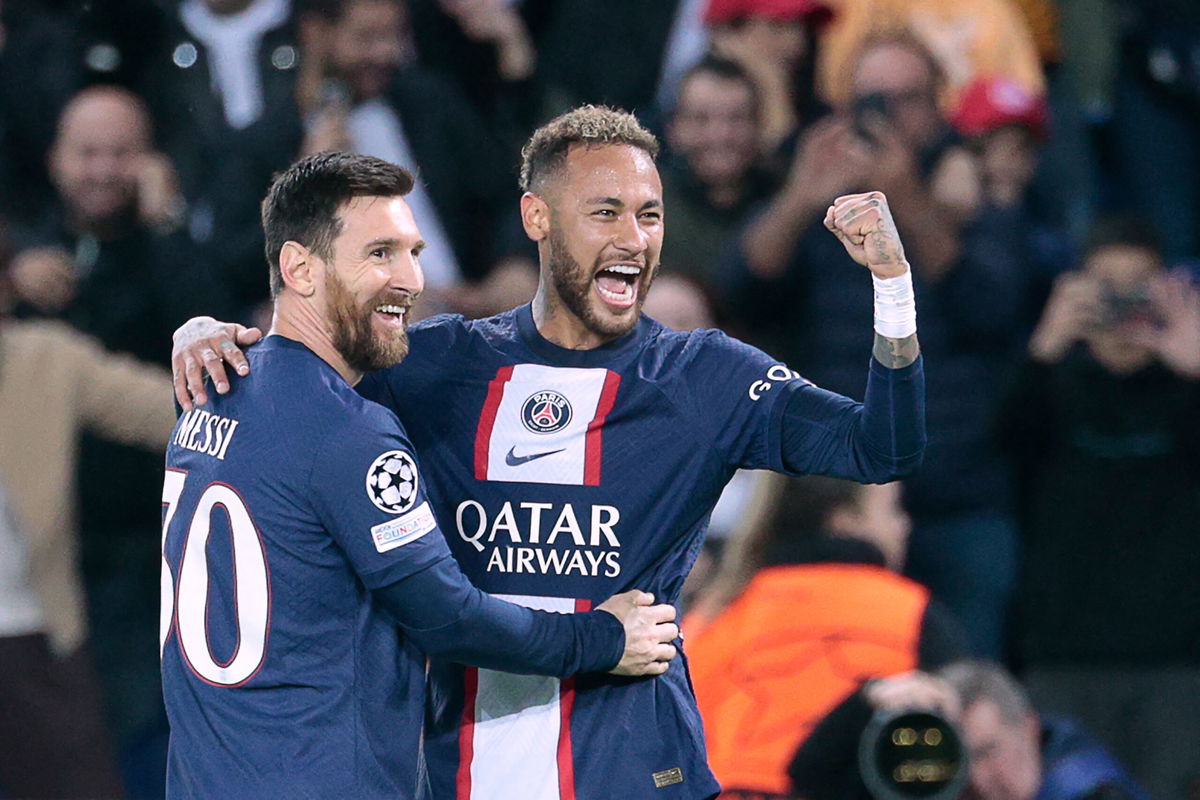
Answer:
[{"left": 161, "top": 469, "right": 271, "bottom": 687}]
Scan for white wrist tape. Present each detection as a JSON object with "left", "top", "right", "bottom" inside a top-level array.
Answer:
[{"left": 872, "top": 269, "right": 917, "bottom": 339}]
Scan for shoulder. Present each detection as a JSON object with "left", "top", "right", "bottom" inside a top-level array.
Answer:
[
  {"left": 408, "top": 309, "right": 519, "bottom": 355},
  {"left": 642, "top": 322, "right": 778, "bottom": 371}
]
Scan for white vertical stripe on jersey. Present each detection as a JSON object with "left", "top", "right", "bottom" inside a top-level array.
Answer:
[
  {"left": 464, "top": 594, "right": 578, "bottom": 799},
  {"left": 484, "top": 365, "right": 611, "bottom": 486}
]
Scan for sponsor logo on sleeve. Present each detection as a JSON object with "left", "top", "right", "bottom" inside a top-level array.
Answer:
[
  {"left": 371, "top": 501, "right": 437, "bottom": 553},
  {"left": 365, "top": 450, "right": 419, "bottom": 514},
  {"left": 748, "top": 364, "right": 809, "bottom": 401}
]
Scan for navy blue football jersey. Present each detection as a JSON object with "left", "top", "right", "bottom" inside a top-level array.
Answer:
[
  {"left": 358, "top": 305, "right": 924, "bottom": 800},
  {"left": 161, "top": 336, "right": 453, "bottom": 798}
]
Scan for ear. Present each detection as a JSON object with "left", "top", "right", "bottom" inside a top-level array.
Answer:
[
  {"left": 520, "top": 192, "right": 550, "bottom": 242},
  {"left": 279, "top": 241, "right": 317, "bottom": 297}
]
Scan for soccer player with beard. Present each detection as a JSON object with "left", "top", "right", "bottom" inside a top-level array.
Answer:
[
  {"left": 159, "top": 152, "right": 680, "bottom": 799},
  {"left": 174, "top": 107, "right": 926, "bottom": 799}
]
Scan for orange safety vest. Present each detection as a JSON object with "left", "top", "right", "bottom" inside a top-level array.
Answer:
[{"left": 686, "top": 563, "right": 929, "bottom": 797}]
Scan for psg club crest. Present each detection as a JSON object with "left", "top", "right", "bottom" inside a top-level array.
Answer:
[
  {"left": 366, "top": 450, "right": 419, "bottom": 514},
  {"left": 521, "top": 390, "right": 572, "bottom": 434}
]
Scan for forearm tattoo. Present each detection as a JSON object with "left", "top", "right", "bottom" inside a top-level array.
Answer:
[{"left": 873, "top": 332, "right": 921, "bottom": 369}]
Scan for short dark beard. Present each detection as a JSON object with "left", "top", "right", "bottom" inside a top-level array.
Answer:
[
  {"left": 546, "top": 223, "right": 654, "bottom": 341},
  {"left": 326, "top": 270, "right": 409, "bottom": 373}
]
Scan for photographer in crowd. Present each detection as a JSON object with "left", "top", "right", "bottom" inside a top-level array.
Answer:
[{"left": 999, "top": 217, "right": 1200, "bottom": 800}]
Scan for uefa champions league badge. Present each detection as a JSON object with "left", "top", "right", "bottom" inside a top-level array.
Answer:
[
  {"left": 521, "top": 390, "right": 572, "bottom": 434},
  {"left": 366, "top": 450, "right": 419, "bottom": 514}
]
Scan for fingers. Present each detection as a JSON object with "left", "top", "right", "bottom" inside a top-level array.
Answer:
[
  {"left": 182, "top": 353, "right": 208, "bottom": 408},
  {"left": 655, "top": 621, "right": 680, "bottom": 643},
  {"left": 173, "top": 362, "right": 193, "bottom": 412},
  {"left": 631, "top": 591, "right": 655, "bottom": 607},
  {"left": 646, "top": 603, "right": 676, "bottom": 624},
  {"left": 234, "top": 325, "right": 264, "bottom": 346}
]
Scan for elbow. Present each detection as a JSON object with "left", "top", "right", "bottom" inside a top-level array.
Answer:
[{"left": 857, "top": 439, "right": 927, "bottom": 483}]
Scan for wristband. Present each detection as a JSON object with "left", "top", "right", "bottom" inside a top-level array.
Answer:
[{"left": 872, "top": 269, "right": 917, "bottom": 339}]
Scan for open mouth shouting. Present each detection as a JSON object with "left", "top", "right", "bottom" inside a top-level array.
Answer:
[{"left": 594, "top": 263, "right": 644, "bottom": 310}]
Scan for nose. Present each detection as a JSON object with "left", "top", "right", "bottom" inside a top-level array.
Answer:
[
  {"left": 392, "top": 249, "right": 424, "bottom": 297},
  {"left": 611, "top": 212, "right": 648, "bottom": 256}
]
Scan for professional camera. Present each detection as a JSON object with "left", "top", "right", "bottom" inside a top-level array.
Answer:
[{"left": 858, "top": 708, "right": 969, "bottom": 800}]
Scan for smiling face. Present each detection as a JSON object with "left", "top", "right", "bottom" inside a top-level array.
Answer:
[
  {"left": 668, "top": 70, "right": 760, "bottom": 192},
  {"left": 315, "top": 195, "right": 425, "bottom": 373},
  {"left": 529, "top": 144, "right": 664, "bottom": 347},
  {"left": 50, "top": 88, "right": 151, "bottom": 230}
]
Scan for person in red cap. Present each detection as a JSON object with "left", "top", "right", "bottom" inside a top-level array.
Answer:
[
  {"left": 952, "top": 76, "right": 1049, "bottom": 212},
  {"left": 704, "top": 0, "right": 834, "bottom": 152}
]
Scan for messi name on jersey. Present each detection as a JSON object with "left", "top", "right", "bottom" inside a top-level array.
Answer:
[{"left": 172, "top": 408, "right": 240, "bottom": 460}]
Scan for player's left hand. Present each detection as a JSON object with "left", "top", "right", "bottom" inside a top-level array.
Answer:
[{"left": 824, "top": 191, "right": 909, "bottom": 279}]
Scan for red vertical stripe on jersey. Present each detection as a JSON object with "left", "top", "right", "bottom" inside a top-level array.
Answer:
[
  {"left": 456, "top": 667, "right": 479, "bottom": 800},
  {"left": 474, "top": 366, "right": 513, "bottom": 480},
  {"left": 583, "top": 371, "right": 621, "bottom": 486},
  {"left": 556, "top": 598, "right": 591, "bottom": 799}
]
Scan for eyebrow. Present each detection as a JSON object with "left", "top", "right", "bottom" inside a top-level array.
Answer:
[
  {"left": 584, "top": 197, "right": 663, "bottom": 211},
  {"left": 364, "top": 238, "right": 426, "bottom": 253}
]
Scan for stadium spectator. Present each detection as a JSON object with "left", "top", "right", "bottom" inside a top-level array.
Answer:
[
  {"left": 0, "top": 280, "right": 175, "bottom": 798},
  {"left": 687, "top": 476, "right": 966, "bottom": 799},
  {"left": 141, "top": 0, "right": 304, "bottom": 313},
  {"left": 661, "top": 56, "right": 778, "bottom": 291},
  {"left": 7, "top": 86, "right": 228, "bottom": 791},
  {"left": 816, "top": 0, "right": 1045, "bottom": 111},
  {"left": 728, "top": 31, "right": 1029, "bottom": 657},
  {"left": 951, "top": 76, "right": 1073, "bottom": 318},
  {"left": 999, "top": 217, "right": 1200, "bottom": 799},
  {"left": 297, "top": 0, "right": 520, "bottom": 302},
  {"left": 942, "top": 660, "right": 1153, "bottom": 800},
  {"left": 704, "top": 0, "right": 833, "bottom": 153},
  {"left": 791, "top": 660, "right": 1152, "bottom": 800}
]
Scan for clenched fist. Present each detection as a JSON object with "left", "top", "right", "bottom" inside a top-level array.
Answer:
[{"left": 824, "top": 191, "right": 909, "bottom": 278}]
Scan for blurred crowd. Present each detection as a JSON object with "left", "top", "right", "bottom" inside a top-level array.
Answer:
[{"left": 1, "top": 0, "right": 1198, "bottom": 798}]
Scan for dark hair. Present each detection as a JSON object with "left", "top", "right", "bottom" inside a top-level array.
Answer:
[
  {"left": 1083, "top": 215, "right": 1164, "bottom": 264},
  {"left": 261, "top": 151, "right": 413, "bottom": 297},
  {"left": 675, "top": 55, "right": 762, "bottom": 122},
  {"left": 519, "top": 105, "right": 660, "bottom": 193}
]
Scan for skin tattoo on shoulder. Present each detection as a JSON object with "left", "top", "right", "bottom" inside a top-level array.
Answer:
[{"left": 873, "top": 332, "right": 921, "bottom": 369}]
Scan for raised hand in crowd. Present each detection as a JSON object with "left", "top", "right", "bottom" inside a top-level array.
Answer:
[
  {"left": 438, "top": 0, "right": 535, "bottom": 81},
  {"left": 1129, "top": 271, "right": 1200, "bottom": 378},
  {"left": 8, "top": 245, "right": 74, "bottom": 314},
  {"left": 134, "top": 151, "right": 186, "bottom": 231},
  {"left": 742, "top": 117, "right": 871, "bottom": 278},
  {"left": 864, "top": 670, "right": 962, "bottom": 720},
  {"left": 1027, "top": 271, "right": 1105, "bottom": 363}
]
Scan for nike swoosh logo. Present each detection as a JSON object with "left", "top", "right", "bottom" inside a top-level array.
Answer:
[{"left": 505, "top": 446, "right": 565, "bottom": 466}]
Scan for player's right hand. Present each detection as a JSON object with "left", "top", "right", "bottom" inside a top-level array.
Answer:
[
  {"left": 597, "top": 591, "right": 678, "bottom": 677},
  {"left": 172, "top": 316, "right": 261, "bottom": 411}
]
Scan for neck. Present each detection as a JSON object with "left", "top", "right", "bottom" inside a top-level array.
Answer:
[
  {"left": 271, "top": 292, "right": 361, "bottom": 385},
  {"left": 531, "top": 284, "right": 611, "bottom": 351}
]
